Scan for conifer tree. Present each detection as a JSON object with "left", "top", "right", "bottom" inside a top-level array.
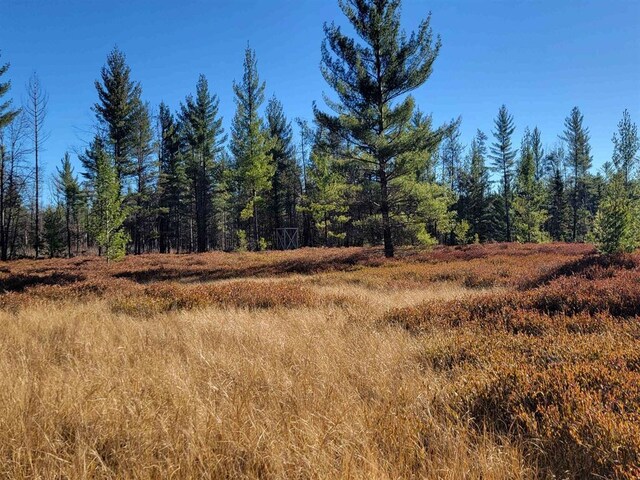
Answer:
[
  {"left": 514, "top": 143, "right": 547, "bottom": 242},
  {"left": 42, "top": 205, "right": 65, "bottom": 258},
  {"left": 612, "top": 109, "right": 639, "bottom": 186},
  {"left": 89, "top": 148, "right": 129, "bottom": 261},
  {"left": 0, "top": 54, "right": 21, "bottom": 261},
  {"left": 315, "top": 0, "right": 452, "bottom": 257},
  {"left": 465, "top": 130, "right": 490, "bottom": 241},
  {"left": 179, "top": 75, "right": 226, "bottom": 252},
  {"left": 300, "top": 152, "right": 351, "bottom": 246},
  {"left": 266, "top": 96, "right": 300, "bottom": 233},
  {"left": 157, "top": 102, "right": 186, "bottom": 253},
  {"left": 593, "top": 172, "right": 639, "bottom": 254},
  {"left": 562, "top": 107, "right": 592, "bottom": 241},
  {"left": 230, "top": 47, "right": 274, "bottom": 251},
  {"left": 130, "top": 100, "right": 154, "bottom": 253},
  {"left": 490, "top": 105, "right": 517, "bottom": 242},
  {"left": 55, "top": 153, "right": 81, "bottom": 257},
  {"left": 94, "top": 47, "right": 141, "bottom": 187}
]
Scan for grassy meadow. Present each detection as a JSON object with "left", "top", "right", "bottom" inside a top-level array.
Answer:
[{"left": 0, "top": 243, "right": 638, "bottom": 479}]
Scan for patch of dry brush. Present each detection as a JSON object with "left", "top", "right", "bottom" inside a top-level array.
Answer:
[{"left": 0, "top": 243, "right": 637, "bottom": 478}]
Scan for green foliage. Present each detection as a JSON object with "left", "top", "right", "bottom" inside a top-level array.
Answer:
[
  {"left": 593, "top": 173, "right": 640, "bottom": 254},
  {"left": 299, "top": 153, "right": 353, "bottom": 245},
  {"left": 514, "top": 143, "right": 547, "bottom": 242},
  {"left": 230, "top": 47, "right": 275, "bottom": 250},
  {"left": 236, "top": 230, "right": 248, "bottom": 252},
  {"left": 0, "top": 53, "right": 20, "bottom": 130},
  {"left": 42, "top": 206, "right": 65, "bottom": 258},
  {"left": 612, "top": 109, "right": 639, "bottom": 186},
  {"left": 94, "top": 47, "right": 142, "bottom": 184},
  {"left": 562, "top": 107, "right": 592, "bottom": 242},
  {"left": 490, "top": 105, "right": 517, "bottom": 242},
  {"left": 314, "top": 0, "right": 454, "bottom": 257},
  {"left": 89, "top": 150, "right": 129, "bottom": 262}
]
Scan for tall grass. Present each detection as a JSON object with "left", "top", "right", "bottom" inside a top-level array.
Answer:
[{"left": 0, "top": 243, "right": 637, "bottom": 478}]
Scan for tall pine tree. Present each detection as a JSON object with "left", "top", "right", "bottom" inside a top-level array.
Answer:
[
  {"left": 314, "top": 0, "right": 452, "bottom": 257},
  {"left": 490, "top": 105, "right": 517, "bottom": 242}
]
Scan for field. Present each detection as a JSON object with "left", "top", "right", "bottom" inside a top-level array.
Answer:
[{"left": 0, "top": 243, "right": 639, "bottom": 479}]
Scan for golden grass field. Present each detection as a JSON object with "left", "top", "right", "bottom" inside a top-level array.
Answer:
[{"left": 0, "top": 243, "right": 638, "bottom": 479}]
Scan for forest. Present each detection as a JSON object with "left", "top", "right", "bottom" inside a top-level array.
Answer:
[{"left": 0, "top": 1, "right": 636, "bottom": 261}]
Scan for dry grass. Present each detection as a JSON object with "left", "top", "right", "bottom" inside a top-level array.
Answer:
[{"left": 0, "top": 243, "right": 637, "bottom": 478}]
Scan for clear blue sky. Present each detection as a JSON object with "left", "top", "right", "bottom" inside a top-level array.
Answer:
[{"left": 1, "top": 0, "right": 639, "bottom": 185}]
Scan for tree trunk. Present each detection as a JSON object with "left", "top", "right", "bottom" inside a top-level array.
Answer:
[{"left": 379, "top": 169, "right": 394, "bottom": 258}]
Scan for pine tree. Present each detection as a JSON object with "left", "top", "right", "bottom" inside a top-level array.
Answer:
[
  {"left": 440, "top": 124, "right": 463, "bottom": 192},
  {"left": 593, "top": 172, "right": 639, "bottom": 254},
  {"left": 0, "top": 54, "right": 22, "bottom": 261},
  {"left": 179, "top": 75, "right": 226, "bottom": 252},
  {"left": 612, "top": 109, "right": 639, "bottom": 186},
  {"left": 230, "top": 47, "right": 274, "bottom": 251},
  {"left": 299, "top": 152, "right": 351, "bottom": 246},
  {"left": 465, "top": 130, "right": 490, "bottom": 241},
  {"left": 157, "top": 102, "right": 186, "bottom": 253},
  {"left": 55, "top": 153, "right": 81, "bottom": 257},
  {"left": 314, "top": 0, "right": 452, "bottom": 257},
  {"left": 42, "top": 205, "right": 65, "bottom": 258},
  {"left": 490, "top": 105, "right": 517, "bottom": 242},
  {"left": 562, "top": 107, "right": 592, "bottom": 242},
  {"left": 94, "top": 47, "right": 141, "bottom": 187},
  {"left": 514, "top": 144, "right": 547, "bottom": 242},
  {"left": 89, "top": 148, "right": 129, "bottom": 261},
  {"left": 130, "top": 100, "right": 154, "bottom": 254},
  {"left": 266, "top": 96, "right": 300, "bottom": 233},
  {"left": 547, "top": 165, "right": 568, "bottom": 241}
]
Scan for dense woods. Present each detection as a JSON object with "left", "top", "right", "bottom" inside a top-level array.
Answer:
[{"left": 0, "top": 0, "right": 638, "bottom": 260}]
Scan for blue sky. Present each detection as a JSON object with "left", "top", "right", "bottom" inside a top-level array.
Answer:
[{"left": 1, "top": 0, "right": 639, "bottom": 184}]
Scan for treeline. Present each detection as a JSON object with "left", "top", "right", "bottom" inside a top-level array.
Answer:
[{"left": 0, "top": 0, "right": 638, "bottom": 260}]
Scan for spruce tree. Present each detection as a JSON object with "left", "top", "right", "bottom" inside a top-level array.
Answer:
[
  {"left": 490, "top": 105, "right": 517, "bottom": 242},
  {"left": 94, "top": 47, "right": 141, "bottom": 187},
  {"left": 562, "top": 107, "right": 592, "bottom": 242},
  {"left": 230, "top": 47, "right": 274, "bottom": 251},
  {"left": 179, "top": 75, "right": 226, "bottom": 252},
  {"left": 315, "top": 0, "right": 452, "bottom": 257},
  {"left": 42, "top": 205, "right": 65, "bottom": 258}
]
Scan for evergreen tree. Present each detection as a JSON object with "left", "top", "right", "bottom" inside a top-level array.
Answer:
[
  {"left": 611, "top": 109, "right": 639, "bottom": 186},
  {"left": 300, "top": 152, "right": 351, "bottom": 246},
  {"left": 157, "top": 102, "right": 186, "bottom": 253},
  {"left": 94, "top": 47, "right": 141, "bottom": 187},
  {"left": 89, "top": 148, "right": 129, "bottom": 261},
  {"left": 179, "top": 75, "right": 226, "bottom": 252},
  {"left": 129, "top": 100, "right": 155, "bottom": 253},
  {"left": 464, "top": 130, "right": 490, "bottom": 241},
  {"left": 55, "top": 153, "right": 81, "bottom": 257},
  {"left": 593, "top": 172, "right": 639, "bottom": 254},
  {"left": 266, "top": 96, "right": 300, "bottom": 233},
  {"left": 230, "top": 47, "right": 274, "bottom": 251},
  {"left": 562, "top": 107, "right": 592, "bottom": 242},
  {"left": 42, "top": 205, "right": 65, "bottom": 258},
  {"left": 0, "top": 54, "right": 22, "bottom": 261},
  {"left": 546, "top": 165, "right": 568, "bottom": 241},
  {"left": 490, "top": 105, "right": 517, "bottom": 242},
  {"left": 514, "top": 143, "right": 547, "bottom": 242},
  {"left": 315, "top": 0, "right": 452, "bottom": 257},
  {"left": 440, "top": 124, "right": 463, "bottom": 192}
]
